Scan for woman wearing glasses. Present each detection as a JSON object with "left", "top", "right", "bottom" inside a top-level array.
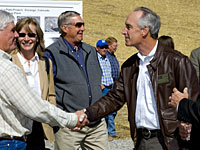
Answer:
[{"left": 11, "top": 17, "right": 56, "bottom": 150}]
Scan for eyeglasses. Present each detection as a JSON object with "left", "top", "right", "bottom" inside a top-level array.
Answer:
[
  {"left": 66, "top": 22, "right": 84, "bottom": 28},
  {"left": 18, "top": 33, "right": 37, "bottom": 38},
  {"left": 99, "top": 45, "right": 108, "bottom": 49}
]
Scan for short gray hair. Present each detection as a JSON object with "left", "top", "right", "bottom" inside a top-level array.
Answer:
[
  {"left": 58, "top": 11, "right": 80, "bottom": 34},
  {"left": 134, "top": 7, "right": 160, "bottom": 39},
  {"left": 0, "top": 10, "right": 15, "bottom": 30}
]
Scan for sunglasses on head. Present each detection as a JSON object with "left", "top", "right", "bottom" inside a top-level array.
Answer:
[
  {"left": 18, "top": 33, "right": 37, "bottom": 38},
  {"left": 99, "top": 45, "right": 108, "bottom": 49}
]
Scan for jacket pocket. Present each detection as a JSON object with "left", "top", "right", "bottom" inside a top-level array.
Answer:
[{"left": 161, "top": 108, "right": 178, "bottom": 137}]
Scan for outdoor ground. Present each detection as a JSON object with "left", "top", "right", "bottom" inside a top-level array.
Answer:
[{"left": 56, "top": 0, "right": 200, "bottom": 139}]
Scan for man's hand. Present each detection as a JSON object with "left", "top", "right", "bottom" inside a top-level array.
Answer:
[
  {"left": 168, "top": 87, "right": 188, "bottom": 108},
  {"left": 73, "top": 109, "right": 89, "bottom": 130},
  {"left": 179, "top": 122, "right": 192, "bottom": 141},
  {"left": 101, "top": 84, "right": 105, "bottom": 90}
]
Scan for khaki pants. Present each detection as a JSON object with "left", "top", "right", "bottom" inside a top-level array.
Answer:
[{"left": 55, "top": 119, "right": 108, "bottom": 150}]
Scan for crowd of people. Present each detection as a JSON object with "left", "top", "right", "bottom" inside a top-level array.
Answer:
[{"left": 0, "top": 6, "right": 200, "bottom": 150}]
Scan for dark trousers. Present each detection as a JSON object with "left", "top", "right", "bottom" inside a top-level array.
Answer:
[
  {"left": 136, "top": 136, "right": 164, "bottom": 150},
  {"left": 136, "top": 129, "right": 167, "bottom": 150},
  {"left": 26, "top": 121, "right": 45, "bottom": 150}
]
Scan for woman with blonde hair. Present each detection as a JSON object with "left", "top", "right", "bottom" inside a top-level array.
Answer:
[{"left": 11, "top": 17, "right": 56, "bottom": 150}]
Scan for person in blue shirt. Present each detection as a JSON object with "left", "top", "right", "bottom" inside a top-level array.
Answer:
[
  {"left": 44, "top": 11, "right": 108, "bottom": 150},
  {"left": 106, "top": 37, "right": 120, "bottom": 81},
  {"left": 96, "top": 39, "right": 118, "bottom": 141}
]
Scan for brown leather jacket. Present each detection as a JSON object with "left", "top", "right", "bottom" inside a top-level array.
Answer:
[{"left": 87, "top": 42, "right": 199, "bottom": 150}]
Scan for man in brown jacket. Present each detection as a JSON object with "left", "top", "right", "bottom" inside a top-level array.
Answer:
[{"left": 82, "top": 7, "right": 199, "bottom": 150}]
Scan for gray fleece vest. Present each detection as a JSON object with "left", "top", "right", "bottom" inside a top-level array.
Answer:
[{"left": 46, "top": 37, "right": 102, "bottom": 113}]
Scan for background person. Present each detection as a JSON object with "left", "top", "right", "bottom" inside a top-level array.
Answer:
[
  {"left": 158, "top": 35, "right": 174, "bottom": 49},
  {"left": 44, "top": 11, "right": 108, "bottom": 150},
  {"left": 190, "top": 47, "right": 200, "bottom": 84},
  {"left": 106, "top": 37, "right": 120, "bottom": 140},
  {"left": 96, "top": 40, "right": 116, "bottom": 141},
  {"left": 11, "top": 17, "right": 56, "bottom": 150},
  {"left": 0, "top": 10, "right": 86, "bottom": 150},
  {"left": 106, "top": 36, "right": 120, "bottom": 81},
  {"left": 169, "top": 87, "right": 199, "bottom": 149},
  {"left": 96, "top": 40, "right": 113, "bottom": 93}
]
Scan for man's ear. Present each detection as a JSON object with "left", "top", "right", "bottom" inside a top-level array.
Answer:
[
  {"left": 141, "top": 26, "right": 149, "bottom": 37},
  {"left": 61, "top": 25, "right": 68, "bottom": 34}
]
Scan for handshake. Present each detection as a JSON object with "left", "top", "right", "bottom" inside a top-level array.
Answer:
[{"left": 73, "top": 109, "right": 89, "bottom": 130}]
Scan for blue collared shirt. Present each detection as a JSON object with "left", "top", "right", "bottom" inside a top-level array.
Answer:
[
  {"left": 44, "top": 37, "right": 92, "bottom": 104},
  {"left": 106, "top": 52, "right": 120, "bottom": 80}
]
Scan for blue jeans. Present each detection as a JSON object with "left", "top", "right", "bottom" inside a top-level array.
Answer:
[
  {"left": 0, "top": 139, "right": 26, "bottom": 150},
  {"left": 102, "top": 88, "right": 117, "bottom": 137}
]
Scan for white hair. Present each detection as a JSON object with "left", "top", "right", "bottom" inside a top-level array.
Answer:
[
  {"left": 0, "top": 10, "right": 15, "bottom": 30},
  {"left": 134, "top": 7, "right": 161, "bottom": 39}
]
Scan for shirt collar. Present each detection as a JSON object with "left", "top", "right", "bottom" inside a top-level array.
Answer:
[
  {"left": 17, "top": 52, "right": 39, "bottom": 65},
  {"left": 97, "top": 52, "right": 107, "bottom": 60},
  {"left": 137, "top": 40, "right": 158, "bottom": 62},
  {"left": 107, "top": 51, "right": 115, "bottom": 56},
  {"left": 62, "top": 37, "right": 82, "bottom": 52},
  {"left": 0, "top": 49, "right": 12, "bottom": 60}
]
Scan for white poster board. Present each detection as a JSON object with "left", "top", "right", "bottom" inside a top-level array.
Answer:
[{"left": 0, "top": 0, "right": 82, "bottom": 46}]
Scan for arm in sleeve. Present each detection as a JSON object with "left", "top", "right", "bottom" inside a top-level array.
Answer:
[
  {"left": 86, "top": 70, "right": 126, "bottom": 122},
  {"left": 176, "top": 56, "right": 200, "bottom": 101},
  {"left": 190, "top": 49, "right": 200, "bottom": 82},
  {"left": 178, "top": 98, "right": 200, "bottom": 126},
  {"left": 1, "top": 65, "right": 77, "bottom": 128}
]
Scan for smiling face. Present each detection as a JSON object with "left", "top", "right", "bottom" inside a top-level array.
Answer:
[
  {"left": 108, "top": 42, "right": 118, "bottom": 54},
  {"left": 17, "top": 23, "right": 38, "bottom": 56},
  {"left": 0, "top": 22, "right": 18, "bottom": 53},
  {"left": 122, "top": 11, "right": 144, "bottom": 47},
  {"left": 96, "top": 46, "right": 108, "bottom": 57},
  {"left": 62, "top": 15, "right": 84, "bottom": 46}
]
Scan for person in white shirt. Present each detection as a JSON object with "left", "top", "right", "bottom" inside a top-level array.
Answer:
[
  {"left": 0, "top": 10, "right": 87, "bottom": 150},
  {"left": 82, "top": 6, "right": 199, "bottom": 150},
  {"left": 11, "top": 17, "right": 56, "bottom": 150}
]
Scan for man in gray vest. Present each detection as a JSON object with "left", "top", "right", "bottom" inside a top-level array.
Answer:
[{"left": 44, "top": 11, "right": 108, "bottom": 150}]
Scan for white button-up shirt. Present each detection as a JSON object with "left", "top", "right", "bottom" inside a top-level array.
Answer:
[
  {"left": 0, "top": 50, "right": 77, "bottom": 137},
  {"left": 135, "top": 41, "right": 160, "bottom": 130},
  {"left": 17, "top": 52, "right": 41, "bottom": 97}
]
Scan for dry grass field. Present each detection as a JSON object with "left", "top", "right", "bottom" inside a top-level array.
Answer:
[{"left": 55, "top": 0, "right": 200, "bottom": 139}]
